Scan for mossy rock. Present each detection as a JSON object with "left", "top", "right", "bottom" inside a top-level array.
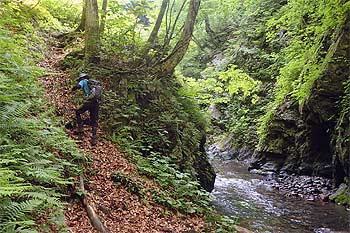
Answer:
[{"left": 329, "top": 183, "right": 350, "bottom": 205}]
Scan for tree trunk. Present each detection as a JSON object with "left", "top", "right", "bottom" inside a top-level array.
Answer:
[
  {"left": 85, "top": 0, "right": 100, "bottom": 64},
  {"left": 76, "top": 1, "right": 86, "bottom": 32},
  {"left": 157, "top": 0, "right": 201, "bottom": 76},
  {"left": 147, "top": 0, "right": 169, "bottom": 46},
  {"left": 100, "top": 0, "right": 108, "bottom": 35},
  {"left": 161, "top": 0, "right": 188, "bottom": 53}
]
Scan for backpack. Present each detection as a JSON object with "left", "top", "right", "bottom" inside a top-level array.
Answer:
[{"left": 87, "top": 79, "right": 103, "bottom": 104}]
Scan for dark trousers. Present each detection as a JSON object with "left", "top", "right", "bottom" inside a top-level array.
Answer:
[{"left": 76, "top": 100, "right": 99, "bottom": 139}]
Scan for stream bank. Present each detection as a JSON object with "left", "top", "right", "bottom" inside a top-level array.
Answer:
[{"left": 207, "top": 144, "right": 350, "bottom": 233}]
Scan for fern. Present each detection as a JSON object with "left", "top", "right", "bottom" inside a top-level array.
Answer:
[
  {"left": 0, "top": 200, "right": 42, "bottom": 222},
  {"left": 0, "top": 1, "right": 85, "bottom": 231},
  {"left": 0, "top": 168, "right": 31, "bottom": 197}
]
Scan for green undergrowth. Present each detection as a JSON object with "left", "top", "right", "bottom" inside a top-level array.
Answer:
[
  {"left": 112, "top": 153, "right": 238, "bottom": 232},
  {"left": 0, "top": 1, "right": 86, "bottom": 232},
  {"left": 330, "top": 183, "right": 350, "bottom": 206},
  {"left": 330, "top": 190, "right": 350, "bottom": 206},
  {"left": 135, "top": 152, "right": 211, "bottom": 214},
  {"left": 98, "top": 73, "right": 210, "bottom": 178},
  {"left": 257, "top": 0, "right": 350, "bottom": 143}
]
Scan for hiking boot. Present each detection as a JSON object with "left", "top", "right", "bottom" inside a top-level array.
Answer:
[
  {"left": 73, "top": 129, "right": 83, "bottom": 135},
  {"left": 73, "top": 130, "right": 82, "bottom": 135},
  {"left": 91, "top": 137, "right": 97, "bottom": 146},
  {"left": 91, "top": 126, "right": 97, "bottom": 146}
]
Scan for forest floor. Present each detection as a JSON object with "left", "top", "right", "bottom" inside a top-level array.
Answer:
[{"left": 38, "top": 40, "right": 206, "bottom": 233}]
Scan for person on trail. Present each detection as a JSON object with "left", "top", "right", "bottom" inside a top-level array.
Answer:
[{"left": 71, "top": 73, "right": 102, "bottom": 146}]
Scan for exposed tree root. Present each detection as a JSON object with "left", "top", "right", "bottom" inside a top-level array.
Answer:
[{"left": 79, "top": 176, "right": 109, "bottom": 233}]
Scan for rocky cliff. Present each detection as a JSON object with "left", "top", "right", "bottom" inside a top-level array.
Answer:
[{"left": 249, "top": 17, "right": 350, "bottom": 188}]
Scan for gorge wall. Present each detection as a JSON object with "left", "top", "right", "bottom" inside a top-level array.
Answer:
[{"left": 249, "top": 20, "right": 350, "bottom": 187}]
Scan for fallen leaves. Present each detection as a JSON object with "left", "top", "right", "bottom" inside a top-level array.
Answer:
[{"left": 39, "top": 41, "right": 207, "bottom": 233}]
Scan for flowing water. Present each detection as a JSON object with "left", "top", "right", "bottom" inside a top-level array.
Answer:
[{"left": 209, "top": 155, "right": 350, "bottom": 233}]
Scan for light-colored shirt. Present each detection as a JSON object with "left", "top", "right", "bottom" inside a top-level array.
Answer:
[{"left": 78, "top": 79, "right": 91, "bottom": 96}]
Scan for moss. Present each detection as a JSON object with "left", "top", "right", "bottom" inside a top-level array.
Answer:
[{"left": 330, "top": 184, "right": 350, "bottom": 205}]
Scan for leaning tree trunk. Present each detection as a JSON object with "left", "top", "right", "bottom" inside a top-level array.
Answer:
[
  {"left": 99, "top": 0, "right": 108, "bottom": 35},
  {"left": 147, "top": 0, "right": 169, "bottom": 46},
  {"left": 85, "top": 0, "right": 100, "bottom": 64},
  {"left": 156, "top": 0, "right": 200, "bottom": 76}
]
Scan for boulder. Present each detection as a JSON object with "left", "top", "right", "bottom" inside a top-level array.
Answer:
[
  {"left": 329, "top": 183, "right": 350, "bottom": 205},
  {"left": 234, "top": 225, "right": 253, "bottom": 233},
  {"left": 195, "top": 133, "right": 216, "bottom": 192}
]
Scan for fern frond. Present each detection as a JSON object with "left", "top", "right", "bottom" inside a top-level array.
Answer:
[
  {"left": 0, "top": 199, "right": 42, "bottom": 222},
  {"left": 20, "top": 190, "right": 63, "bottom": 207},
  {"left": 0, "top": 221, "right": 37, "bottom": 233},
  {"left": 0, "top": 168, "right": 32, "bottom": 197}
]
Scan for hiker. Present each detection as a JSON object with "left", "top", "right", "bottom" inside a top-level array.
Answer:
[{"left": 71, "top": 73, "right": 102, "bottom": 146}]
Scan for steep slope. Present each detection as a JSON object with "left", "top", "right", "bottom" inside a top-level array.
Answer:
[{"left": 39, "top": 41, "right": 207, "bottom": 232}]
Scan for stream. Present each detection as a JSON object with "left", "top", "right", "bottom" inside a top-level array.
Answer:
[{"left": 208, "top": 150, "right": 350, "bottom": 233}]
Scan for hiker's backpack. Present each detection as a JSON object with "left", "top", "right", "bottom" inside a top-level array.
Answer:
[{"left": 88, "top": 79, "right": 103, "bottom": 104}]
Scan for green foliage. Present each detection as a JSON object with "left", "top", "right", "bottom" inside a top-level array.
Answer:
[
  {"left": 179, "top": 66, "right": 260, "bottom": 106},
  {"left": 0, "top": 0, "right": 65, "bottom": 33},
  {"left": 100, "top": 74, "right": 208, "bottom": 176},
  {"left": 111, "top": 152, "right": 212, "bottom": 214},
  {"left": 329, "top": 184, "right": 350, "bottom": 206},
  {"left": 100, "top": 1, "right": 147, "bottom": 58},
  {"left": 0, "top": 1, "right": 85, "bottom": 231},
  {"left": 178, "top": 0, "right": 283, "bottom": 149},
  {"left": 257, "top": 0, "right": 349, "bottom": 143},
  {"left": 112, "top": 171, "right": 146, "bottom": 198},
  {"left": 179, "top": 62, "right": 265, "bottom": 147},
  {"left": 266, "top": 0, "right": 347, "bottom": 103},
  {"left": 219, "top": 65, "right": 261, "bottom": 101},
  {"left": 330, "top": 189, "right": 350, "bottom": 206},
  {"left": 41, "top": 0, "right": 82, "bottom": 28},
  {"left": 136, "top": 152, "right": 211, "bottom": 214}
]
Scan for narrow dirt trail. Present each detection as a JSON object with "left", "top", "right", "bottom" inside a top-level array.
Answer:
[{"left": 38, "top": 41, "right": 206, "bottom": 233}]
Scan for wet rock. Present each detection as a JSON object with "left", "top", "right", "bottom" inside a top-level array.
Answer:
[
  {"left": 314, "top": 228, "right": 350, "bottom": 233},
  {"left": 319, "top": 194, "right": 329, "bottom": 202},
  {"left": 234, "top": 225, "right": 253, "bottom": 233},
  {"left": 329, "top": 183, "right": 350, "bottom": 206},
  {"left": 269, "top": 173, "right": 334, "bottom": 201},
  {"left": 314, "top": 228, "right": 332, "bottom": 233},
  {"left": 195, "top": 134, "right": 216, "bottom": 192}
]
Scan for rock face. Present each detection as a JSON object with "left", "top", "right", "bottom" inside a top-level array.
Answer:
[
  {"left": 250, "top": 18, "right": 350, "bottom": 186},
  {"left": 195, "top": 134, "right": 216, "bottom": 192}
]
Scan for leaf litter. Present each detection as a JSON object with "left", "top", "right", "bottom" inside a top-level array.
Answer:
[{"left": 38, "top": 40, "right": 207, "bottom": 233}]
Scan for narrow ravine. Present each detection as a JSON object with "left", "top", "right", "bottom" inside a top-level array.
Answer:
[{"left": 208, "top": 145, "right": 350, "bottom": 233}]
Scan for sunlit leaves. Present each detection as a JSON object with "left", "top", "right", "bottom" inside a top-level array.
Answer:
[
  {"left": 257, "top": 0, "right": 349, "bottom": 142},
  {"left": 219, "top": 65, "right": 261, "bottom": 99},
  {"left": 266, "top": 0, "right": 348, "bottom": 104},
  {"left": 179, "top": 65, "right": 261, "bottom": 106}
]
